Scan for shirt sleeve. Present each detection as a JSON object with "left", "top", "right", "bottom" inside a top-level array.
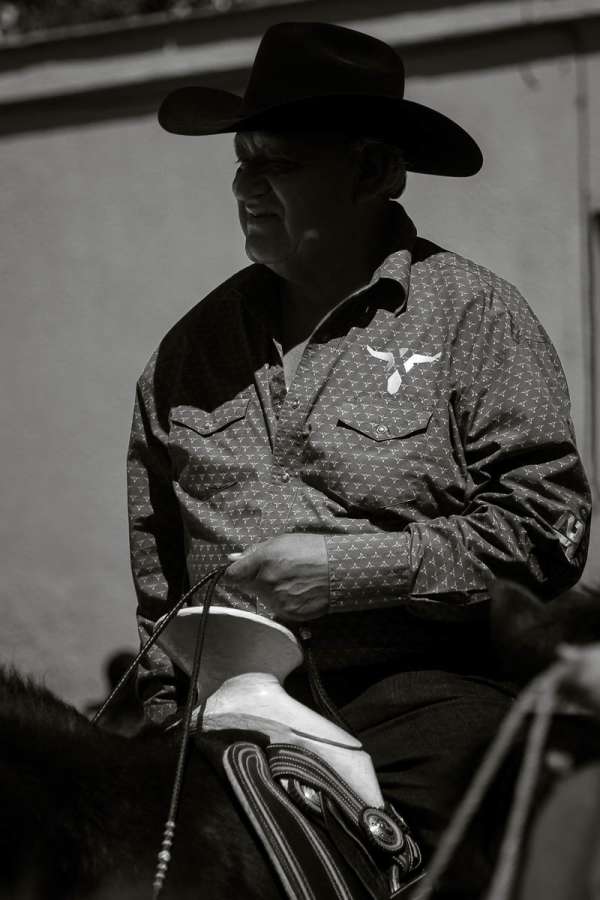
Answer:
[
  {"left": 325, "top": 285, "right": 591, "bottom": 611},
  {"left": 127, "top": 350, "right": 188, "bottom": 726}
]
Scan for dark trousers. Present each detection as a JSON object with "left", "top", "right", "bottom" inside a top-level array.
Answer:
[{"left": 287, "top": 666, "right": 515, "bottom": 898}]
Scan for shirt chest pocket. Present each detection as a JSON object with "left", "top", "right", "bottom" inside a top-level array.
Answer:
[
  {"left": 337, "top": 400, "right": 432, "bottom": 442},
  {"left": 168, "top": 398, "right": 251, "bottom": 500},
  {"left": 305, "top": 393, "right": 435, "bottom": 516}
]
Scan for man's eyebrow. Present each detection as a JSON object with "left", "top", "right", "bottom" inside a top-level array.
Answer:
[{"left": 234, "top": 134, "right": 310, "bottom": 161}]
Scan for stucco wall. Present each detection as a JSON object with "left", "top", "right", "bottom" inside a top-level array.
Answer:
[
  {"left": 2, "top": 122, "right": 247, "bottom": 705},
  {"left": 1, "top": 15, "right": 598, "bottom": 708}
]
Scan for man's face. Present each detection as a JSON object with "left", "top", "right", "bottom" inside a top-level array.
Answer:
[{"left": 232, "top": 131, "right": 358, "bottom": 276}]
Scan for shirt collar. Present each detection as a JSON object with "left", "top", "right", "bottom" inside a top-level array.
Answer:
[{"left": 364, "top": 203, "right": 417, "bottom": 315}]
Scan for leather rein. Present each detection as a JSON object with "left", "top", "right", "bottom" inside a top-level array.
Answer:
[{"left": 92, "top": 565, "right": 227, "bottom": 898}]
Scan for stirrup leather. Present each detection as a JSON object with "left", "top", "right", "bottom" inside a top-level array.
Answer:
[
  {"left": 223, "top": 740, "right": 423, "bottom": 900},
  {"left": 269, "top": 743, "right": 422, "bottom": 894}
]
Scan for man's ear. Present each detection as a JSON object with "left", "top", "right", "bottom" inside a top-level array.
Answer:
[{"left": 352, "top": 141, "right": 399, "bottom": 203}]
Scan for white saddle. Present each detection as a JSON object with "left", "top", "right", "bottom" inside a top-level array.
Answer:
[{"left": 156, "top": 605, "right": 384, "bottom": 809}]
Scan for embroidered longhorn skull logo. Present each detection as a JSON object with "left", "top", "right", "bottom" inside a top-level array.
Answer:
[{"left": 367, "top": 345, "right": 441, "bottom": 395}]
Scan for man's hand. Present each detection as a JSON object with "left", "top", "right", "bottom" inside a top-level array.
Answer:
[{"left": 225, "top": 533, "right": 329, "bottom": 621}]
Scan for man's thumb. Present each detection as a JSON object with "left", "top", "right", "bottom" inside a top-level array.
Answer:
[{"left": 226, "top": 547, "right": 260, "bottom": 580}]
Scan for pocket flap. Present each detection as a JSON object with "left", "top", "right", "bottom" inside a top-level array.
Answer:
[
  {"left": 337, "top": 399, "right": 432, "bottom": 441},
  {"left": 170, "top": 398, "right": 250, "bottom": 437}
]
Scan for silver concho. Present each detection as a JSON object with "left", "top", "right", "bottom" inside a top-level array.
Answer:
[{"left": 361, "top": 807, "right": 406, "bottom": 853}]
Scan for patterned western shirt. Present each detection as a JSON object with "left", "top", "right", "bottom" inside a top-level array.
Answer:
[{"left": 128, "top": 206, "right": 591, "bottom": 724}]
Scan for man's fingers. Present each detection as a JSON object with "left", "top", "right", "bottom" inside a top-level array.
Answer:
[
  {"left": 226, "top": 546, "right": 282, "bottom": 584},
  {"left": 223, "top": 535, "right": 329, "bottom": 623},
  {"left": 226, "top": 549, "right": 261, "bottom": 580}
]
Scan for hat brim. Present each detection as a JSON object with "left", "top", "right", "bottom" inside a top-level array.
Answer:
[{"left": 158, "top": 87, "right": 482, "bottom": 177}]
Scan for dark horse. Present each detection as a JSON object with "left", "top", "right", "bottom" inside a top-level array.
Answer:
[{"left": 0, "top": 667, "right": 283, "bottom": 900}]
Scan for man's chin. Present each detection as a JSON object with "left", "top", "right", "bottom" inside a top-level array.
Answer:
[{"left": 244, "top": 237, "right": 288, "bottom": 268}]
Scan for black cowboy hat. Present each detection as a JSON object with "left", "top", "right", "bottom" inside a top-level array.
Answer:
[{"left": 158, "top": 21, "right": 482, "bottom": 177}]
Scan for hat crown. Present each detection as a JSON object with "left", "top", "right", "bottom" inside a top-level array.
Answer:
[
  {"left": 157, "top": 21, "right": 483, "bottom": 177},
  {"left": 243, "top": 22, "right": 405, "bottom": 111}
]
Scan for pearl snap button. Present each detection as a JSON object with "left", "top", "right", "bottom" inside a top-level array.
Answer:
[
  {"left": 280, "top": 470, "right": 291, "bottom": 483},
  {"left": 375, "top": 424, "right": 389, "bottom": 435}
]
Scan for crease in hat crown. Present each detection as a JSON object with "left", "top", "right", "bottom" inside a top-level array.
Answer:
[{"left": 158, "top": 20, "right": 483, "bottom": 178}]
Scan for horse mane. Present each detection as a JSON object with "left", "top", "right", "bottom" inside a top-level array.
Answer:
[
  {"left": 0, "top": 665, "right": 101, "bottom": 736},
  {"left": 0, "top": 666, "right": 280, "bottom": 900},
  {"left": 491, "top": 581, "right": 600, "bottom": 681},
  {"left": 0, "top": 666, "right": 161, "bottom": 897}
]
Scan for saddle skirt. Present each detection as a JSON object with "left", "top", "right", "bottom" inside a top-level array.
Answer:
[{"left": 223, "top": 741, "right": 424, "bottom": 900}]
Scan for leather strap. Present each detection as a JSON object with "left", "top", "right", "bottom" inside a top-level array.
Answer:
[
  {"left": 223, "top": 741, "right": 364, "bottom": 899},
  {"left": 223, "top": 741, "right": 424, "bottom": 900}
]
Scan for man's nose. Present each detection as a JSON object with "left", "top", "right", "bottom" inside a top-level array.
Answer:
[{"left": 232, "top": 165, "right": 269, "bottom": 202}]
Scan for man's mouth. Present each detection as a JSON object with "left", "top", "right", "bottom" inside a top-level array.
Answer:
[{"left": 245, "top": 207, "right": 277, "bottom": 220}]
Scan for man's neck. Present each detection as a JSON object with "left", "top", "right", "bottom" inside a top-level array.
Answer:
[{"left": 277, "top": 203, "right": 397, "bottom": 349}]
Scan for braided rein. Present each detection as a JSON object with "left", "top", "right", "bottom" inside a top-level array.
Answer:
[{"left": 91, "top": 565, "right": 229, "bottom": 899}]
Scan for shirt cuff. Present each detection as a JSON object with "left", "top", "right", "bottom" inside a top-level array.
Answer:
[{"left": 324, "top": 532, "right": 413, "bottom": 610}]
